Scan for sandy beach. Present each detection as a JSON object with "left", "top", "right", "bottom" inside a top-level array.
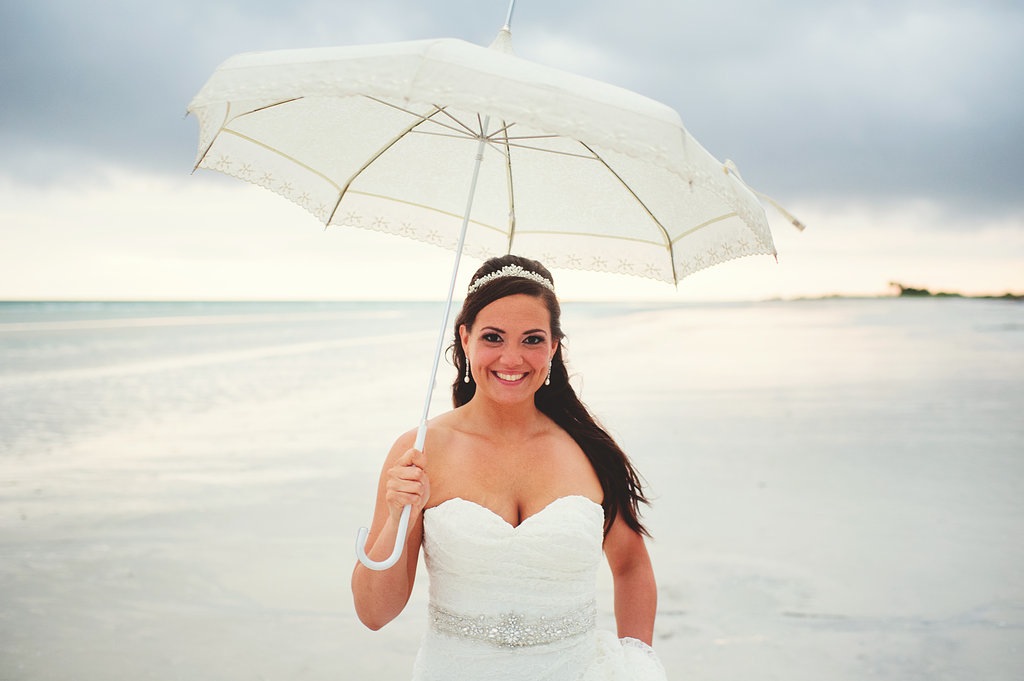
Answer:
[{"left": 1, "top": 297, "right": 1022, "bottom": 680}]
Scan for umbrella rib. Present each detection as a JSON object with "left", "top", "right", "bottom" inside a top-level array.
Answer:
[
  {"left": 578, "top": 142, "right": 678, "bottom": 282},
  {"left": 191, "top": 96, "right": 303, "bottom": 168},
  {"left": 480, "top": 125, "right": 596, "bottom": 159},
  {"left": 327, "top": 106, "right": 450, "bottom": 225},
  {"left": 408, "top": 131, "right": 589, "bottom": 160},
  {"left": 499, "top": 121, "right": 517, "bottom": 253},
  {"left": 489, "top": 133, "right": 559, "bottom": 143},
  {"left": 499, "top": 142, "right": 597, "bottom": 160},
  {"left": 214, "top": 128, "right": 343, "bottom": 191},
  {"left": 406, "top": 131, "right": 598, "bottom": 165},
  {"left": 364, "top": 96, "right": 480, "bottom": 139},
  {"left": 237, "top": 97, "right": 304, "bottom": 117},
  {"left": 424, "top": 106, "right": 481, "bottom": 138},
  {"left": 483, "top": 120, "right": 516, "bottom": 140},
  {"left": 669, "top": 212, "right": 739, "bottom": 243},
  {"left": 346, "top": 101, "right": 590, "bottom": 160},
  {"left": 412, "top": 130, "right": 489, "bottom": 142},
  {"left": 193, "top": 103, "right": 234, "bottom": 172},
  {"left": 193, "top": 98, "right": 306, "bottom": 172}
]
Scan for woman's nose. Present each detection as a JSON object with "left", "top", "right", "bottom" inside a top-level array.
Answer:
[{"left": 500, "top": 346, "right": 523, "bottom": 365}]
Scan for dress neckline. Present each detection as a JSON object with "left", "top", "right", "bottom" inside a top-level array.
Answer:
[{"left": 426, "top": 495, "right": 602, "bottom": 530}]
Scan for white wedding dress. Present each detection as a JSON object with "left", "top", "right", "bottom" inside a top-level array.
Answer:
[{"left": 411, "top": 495, "right": 667, "bottom": 681}]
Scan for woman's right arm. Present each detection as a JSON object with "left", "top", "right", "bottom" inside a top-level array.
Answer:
[{"left": 351, "top": 431, "right": 431, "bottom": 630}]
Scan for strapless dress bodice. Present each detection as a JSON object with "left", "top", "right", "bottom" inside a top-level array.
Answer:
[{"left": 422, "top": 495, "right": 603, "bottom": 619}]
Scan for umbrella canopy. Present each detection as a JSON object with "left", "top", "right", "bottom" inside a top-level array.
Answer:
[{"left": 187, "top": 29, "right": 777, "bottom": 285}]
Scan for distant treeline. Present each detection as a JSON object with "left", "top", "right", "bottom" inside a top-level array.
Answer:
[{"left": 889, "top": 282, "right": 1021, "bottom": 301}]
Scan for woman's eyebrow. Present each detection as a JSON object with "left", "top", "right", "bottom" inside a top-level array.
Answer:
[{"left": 479, "top": 326, "right": 547, "bottom": 335}]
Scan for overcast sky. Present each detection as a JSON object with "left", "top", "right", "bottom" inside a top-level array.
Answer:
[{"left": 1, "top": 0, "right": 1021, "bottom": 300}]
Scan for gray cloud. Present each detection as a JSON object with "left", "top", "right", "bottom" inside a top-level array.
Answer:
[{"left": 2, "top": 0, "right": 1022, "bottom": 217}]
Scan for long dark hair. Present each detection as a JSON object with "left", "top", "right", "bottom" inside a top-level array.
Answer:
[{"left": 450, "top": 255, "right": 650, "bottom": 538}]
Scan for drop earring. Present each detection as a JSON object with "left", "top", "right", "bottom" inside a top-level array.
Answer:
[
  {"left": 464, "top": 357, "right": 472, "bottom": 384},
  {"left": 545, "top": 359, "right": 552, "bottom": 386}
]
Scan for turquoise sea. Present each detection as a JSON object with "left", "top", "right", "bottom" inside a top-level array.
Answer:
[{"left": 1, "top": 298, "right": 1022, "bottom": 680}]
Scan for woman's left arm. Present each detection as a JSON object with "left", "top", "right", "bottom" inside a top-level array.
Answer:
[{"left": 604, "top": 512, "right": 657, "bottom": 645}]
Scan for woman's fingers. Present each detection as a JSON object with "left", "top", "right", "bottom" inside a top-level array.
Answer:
[
  {"left": 385, "top": 448, "right": 430, "bottom": 517},
  {"left": 410, "top": 447, "right": 427, "bottom": 470}
]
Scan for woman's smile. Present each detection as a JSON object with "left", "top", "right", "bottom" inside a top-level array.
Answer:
[{"left": 494, "top": 370, "right": 529, "bottom": 384}]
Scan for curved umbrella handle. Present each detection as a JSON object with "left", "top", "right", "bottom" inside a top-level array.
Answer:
[{"left": 356, "top": 504, "right": 412, "bottom": 571}]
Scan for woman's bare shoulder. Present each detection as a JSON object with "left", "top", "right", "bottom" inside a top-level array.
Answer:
[
  {"left": 385, "top": 407, "right": 463, "bottom": 448},
  {"left": 537, "top": 414, "right": 583, "bottom": 450},
  {"left": 425, "top": 408, "right": 468, "bottom": 439}
]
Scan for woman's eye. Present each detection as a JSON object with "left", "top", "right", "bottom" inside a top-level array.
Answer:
[
  {"left": 482, "top": 333, "right": 502, "bottom": 343},
  {"left": 524, "top": 335, "right": 546, "bottom": 345}
]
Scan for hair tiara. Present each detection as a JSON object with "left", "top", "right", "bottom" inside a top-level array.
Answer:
[{"left": 467, "top": 264, "right": 555, "bottom": 295}]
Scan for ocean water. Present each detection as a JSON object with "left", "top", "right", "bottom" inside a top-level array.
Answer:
[{"left": 0, "top": 298, "right": 1022, "bottom": 680}]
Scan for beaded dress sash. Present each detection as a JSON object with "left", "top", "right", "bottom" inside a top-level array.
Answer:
[{"left": 429, "top": 601, "right": 597, "bottom": 648}]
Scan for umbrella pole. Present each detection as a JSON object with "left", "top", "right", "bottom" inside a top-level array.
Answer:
[
  {"left": 356, "top": 119, "right": 493, "bottom": 570},
  {"left": 504, "top": 0, "right": 517, "bottom": 30}
]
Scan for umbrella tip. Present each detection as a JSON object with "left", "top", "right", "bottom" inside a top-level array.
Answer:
[
  {"left": 489, "top": 0, "right": 516, "bottom": 52},
  {"left": 489, "top": 27, "right": 514, "bottom": 54}
]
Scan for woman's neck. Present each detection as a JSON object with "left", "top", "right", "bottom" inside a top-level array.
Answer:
[{"left": 461, "top": 395, "right": 546, "bottom": 440}]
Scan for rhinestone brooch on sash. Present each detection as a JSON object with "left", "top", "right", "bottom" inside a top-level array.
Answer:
[{"left": 429, "top": 602, "right": 596, "bottom": 648}]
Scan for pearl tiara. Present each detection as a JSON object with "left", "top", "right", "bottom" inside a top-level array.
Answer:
[{"left": 467, "top": 264, "right": 555, "bottom": 295}]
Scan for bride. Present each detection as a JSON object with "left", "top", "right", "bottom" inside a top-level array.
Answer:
[{"left": 352, "top": 255, "right": 666, "bottom": 680}]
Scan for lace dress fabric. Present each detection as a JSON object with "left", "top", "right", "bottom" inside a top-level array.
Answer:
[{"left": 411, "top": 495, "right": 666, "bottom": 681}]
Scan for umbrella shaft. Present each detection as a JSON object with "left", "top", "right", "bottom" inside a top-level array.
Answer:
[
  {"left": 504, "top": 0, "right": 517, "bottom": 30},
  {"left": 358, "top": 120, "right": 491, "bottom": 571},
  {"left": 414, "top": 117, "right": 492, "bottom": 451}
]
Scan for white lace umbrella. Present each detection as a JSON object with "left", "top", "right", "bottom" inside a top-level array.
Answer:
[{"left": 187, "top": 6, "right": 791, "bottom": 570}]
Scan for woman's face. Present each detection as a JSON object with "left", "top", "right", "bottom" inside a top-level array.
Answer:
[{"left": 460, "top": 293, "right": 557, "bottom": 404}]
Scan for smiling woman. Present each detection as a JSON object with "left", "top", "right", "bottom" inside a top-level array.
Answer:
[
  {"left": 351, "top": 254, "right": 665, "bottom": 681},
  {"left": 449, "top": 256, "right": 650, "bottom": 539}
]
